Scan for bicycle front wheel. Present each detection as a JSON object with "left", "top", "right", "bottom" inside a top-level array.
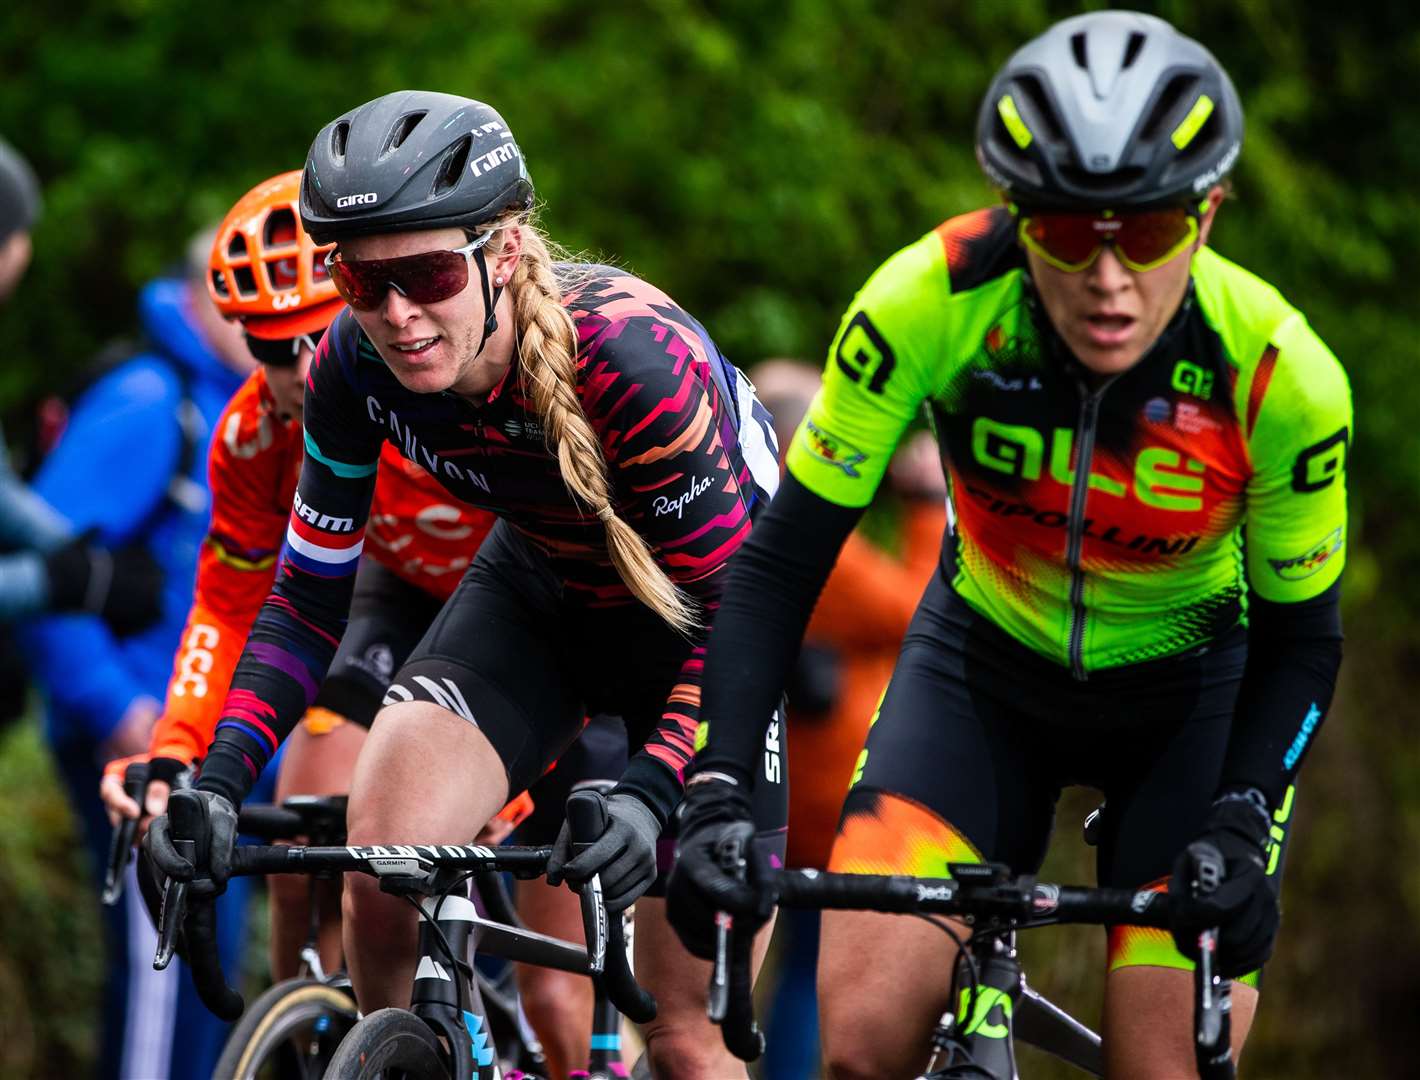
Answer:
[
  {"left": 214, "top": 978, "right": 359, "bottom": 1080},
  {"left": 324, "top": 1008, "right": 448, "bottom": 1078}
]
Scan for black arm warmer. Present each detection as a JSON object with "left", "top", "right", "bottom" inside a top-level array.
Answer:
[
  {"left": 693, "top": 473, "right": 863, "bottom": 788},
  {"left": 1221, "top": 579, "right": 1343, "bottom": 808}
]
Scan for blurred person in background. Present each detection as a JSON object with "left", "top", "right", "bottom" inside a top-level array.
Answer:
[
  {"left": 17, "top": 218, "right": 264, "bottom": 1080},
  {"left": 0, "top": 136, "right": 162, "bottom": 634},
  {"left": 751, "top": 359, "right": 948, "bottom": 1080}
]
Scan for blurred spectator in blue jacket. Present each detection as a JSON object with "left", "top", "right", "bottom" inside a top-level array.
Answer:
[{"left": 17, "top": 220, "right": 270, "bottom": 1080}]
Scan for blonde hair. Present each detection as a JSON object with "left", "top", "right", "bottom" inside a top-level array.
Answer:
[{"left": 485, "top": 211, "right": 700, "bottom": 635}]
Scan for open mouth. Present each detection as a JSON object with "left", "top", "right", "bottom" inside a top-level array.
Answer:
[
  {"left": 1083, "top": 313, "right": 1136, "bottom": 345},
  {"left": 390, "top": 336, "right": 440, "bottom": 359}
]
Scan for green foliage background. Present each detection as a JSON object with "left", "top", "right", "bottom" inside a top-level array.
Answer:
[{"left": 1, "top": 0, "right": 1416, "bottom": 1075}]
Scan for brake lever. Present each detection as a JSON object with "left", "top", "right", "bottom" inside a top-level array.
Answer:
[
  {"left": 153, "top": 838, "right": 192, "bottom": 970},
  {"left": 103, "top": 763, "right": 150, "bottom": 905},
  {"left": 1188, "top": 842, "right": 1235, "bottom": 1079}
]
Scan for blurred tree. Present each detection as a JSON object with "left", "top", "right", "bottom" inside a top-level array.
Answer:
[{"left": 0, "top": 1, "right": 1415, "bottom": 1074}]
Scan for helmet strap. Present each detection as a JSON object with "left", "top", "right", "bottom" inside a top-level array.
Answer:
[{"left": 472, "top": 245, "right": 504, "bottom": 358}]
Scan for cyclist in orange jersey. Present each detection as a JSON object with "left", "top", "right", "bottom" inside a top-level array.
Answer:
[{"left": 100, "top": 175, "right": 613, "bottom": 1071}]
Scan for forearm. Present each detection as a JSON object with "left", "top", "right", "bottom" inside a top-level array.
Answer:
[
  {"left": 693, "top": 473, "right": 861, "bottom": 787},
  {"left": 1221, "top": 581, "right": 1343, "bottom": 807},
  {"left": 196, "top": 589, "right": 346, "bottom": 805}
]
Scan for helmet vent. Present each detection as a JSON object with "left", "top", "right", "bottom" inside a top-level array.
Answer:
[
  {"left": 1138, "top": 75, "right": 1197, "bottom": 142},
  {"left": 331, "top": 122, "right": 350, "bottom": 164},
  {"left": 1070, "top": 33, "right": 1088, "bottom": 70},
  {"left": 384, "top": 112, "right": 427, "bottom": 157},
  {"left": 209, "top": 269, "right": 230, "bottom": 300},
  {"left": 226, "top": 233, "right": 248, "bottom": 260},
  {"left": 433, "top": 136, "right": 472, "bottom": 196},
  {"left": 1016, "top": 75, "right": 1065, "bottom": 143},
  {"left": 263, "top": 207, "right": 298, "bottom": 248},
  {"left": 233, "top": 265, "right": 258, "bottom": 299},
  {"left": 1122, "top": 32, "right": 1146, "bottom": 69}
]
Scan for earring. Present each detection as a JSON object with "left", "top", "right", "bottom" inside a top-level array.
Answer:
[{"left": 494, "top": 276, "right": 505, "bottom": 286}]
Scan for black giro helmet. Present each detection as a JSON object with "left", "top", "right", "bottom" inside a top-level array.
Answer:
[
  {"left": 976, "top": 11, "right": 1243, "bottom": 210},
  {"left": 300, "top": 90, "right": 534, "bottom": 245},
  {"left": 0, "top": 135, "right": 41, "bottom": 244}
]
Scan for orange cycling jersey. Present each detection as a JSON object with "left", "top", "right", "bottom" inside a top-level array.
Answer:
[{"left": 149, "top": 369, "right": 494, "bottom": 765}]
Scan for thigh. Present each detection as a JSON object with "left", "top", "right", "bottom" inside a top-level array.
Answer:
[
  {"left": 832, "top": 576, "right": 1058, "bottom": 878},
  {"left": 382, "top": 521, "right": 587, "bottom": 796},
  {"left": 274, "top": 719, "right": 366, "bottom": 802},
  {"left": 348, "top": 700, "right": 510, "bottom": 842}
]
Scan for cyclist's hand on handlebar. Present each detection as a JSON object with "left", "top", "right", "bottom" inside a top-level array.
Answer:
[
  {"left": 145, "top": 788, "right": 238, "bottom": 898},
  {"left": 1168, "top": 789, "right": 1278, "bottom": 978},
  {"left": 101, "top": 754, "right": 150, "bottom": 827},
  {"left": 100, "top": 754, "right": 189, "bottom": 829},
  {"left": 546, "top": 790, "right": 660, "bottom": 912},
  {"left": 666, "top": 774, "right": 774, "bottom": 961}
]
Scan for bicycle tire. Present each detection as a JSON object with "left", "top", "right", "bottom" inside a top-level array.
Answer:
[
  {"left": 323, "top": 1007, "right": 448, "bottom": 1078},
  {"left": 213, "top": 978, "right": 358, "bottom": 1080}
]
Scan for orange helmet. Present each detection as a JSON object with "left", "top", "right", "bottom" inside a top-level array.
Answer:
[{"left": 208, "top": 170, "right": 344, "bottom": 340}]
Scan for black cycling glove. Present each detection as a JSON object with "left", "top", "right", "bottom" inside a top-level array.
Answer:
[
  {"left": 145, "top": 789, "right": 238, "bottom": 899},
  {"left": 546, "top": 791, "right": 661, "bottom": 912},
  {"left": 44, "top": 534, "right": 164, "bottom": 635},
  {"left": 1168, "top": 789, "right": 1279, "bottom": 978},
  {"left": 666, "top": 775, "right": 775, "bottom": 960}
]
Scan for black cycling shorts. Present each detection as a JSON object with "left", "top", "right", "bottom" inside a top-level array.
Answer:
[
  {"left": 830, "top": 566, "right": 1291, "bottom": 977},
  {"left": 311, "top": 559, "right": 444, "bottom": 728},
  {"left": 381, "top": 520, "right": 788, "bottom": 847}
]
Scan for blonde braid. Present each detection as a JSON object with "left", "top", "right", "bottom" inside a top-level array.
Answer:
[{"left": 501, "top": 219, "right": 700, "bottom": 635}]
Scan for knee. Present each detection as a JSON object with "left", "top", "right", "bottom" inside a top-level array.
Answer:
[
  {"left": 820, "top": 999, "right": 920, "bottom": 1080},
  {"left": 642, "top": 1027, "right": 727, "bottom": 1080}
]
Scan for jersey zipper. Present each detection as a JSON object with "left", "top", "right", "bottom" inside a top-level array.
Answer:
[{"left": 1064, "top": 376, "right": 1116, "bottom": 682}]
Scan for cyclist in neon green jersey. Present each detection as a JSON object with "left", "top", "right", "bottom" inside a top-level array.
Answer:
[{"left": 669, "top": 10, "right": 1348, "bottom": 1078}]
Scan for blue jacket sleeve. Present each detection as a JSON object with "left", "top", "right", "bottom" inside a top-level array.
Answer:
[
  {"left": 19, "top": 359, "right": 183, "bottom": 739},
  {"left": 0, "top": 424, "right": 74, "bottom": 620}
]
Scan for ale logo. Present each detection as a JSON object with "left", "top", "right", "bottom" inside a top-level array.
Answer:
[
  {"left": 1292, "top": 428, "right": 1348, "bottom": 493},
  {"left": 1171, "top": 359, "right": 1214, "bottom": 400},
  {"left": 803, "top": 420, "right": 868, "bottom": 478},
  {"left": 971, "top": 417, "right": 1204, "bottom": 511},
  {"left": 835, "top": 311, "right": 896, "bottom": 395},
  {"left": 1268, "top": 528, "right": 1343, "bottom": 580}
]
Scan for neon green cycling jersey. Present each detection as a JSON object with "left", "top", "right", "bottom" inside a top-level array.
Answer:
[{"left": 786, "top": 207, "right": 1350, "bottom": 676}]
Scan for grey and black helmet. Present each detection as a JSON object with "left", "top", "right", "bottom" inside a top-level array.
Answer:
[
  {"left": 976, "top": 11, "right": 1243, "bottom": 209},
  {"left": 0, "top": 135, "right": 41, "bottom": 244},
  {"left": 299, "top": 90, "right": 534, "bottom": 245}
]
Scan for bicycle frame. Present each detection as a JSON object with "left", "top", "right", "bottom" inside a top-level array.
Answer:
[{"left": 922, "top": 928, "right": 1103, "bottom": 1079}]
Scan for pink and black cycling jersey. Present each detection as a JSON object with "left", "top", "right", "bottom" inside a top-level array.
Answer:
[{"left": 199, "top": 266, "right": 778, "bottom": 803}]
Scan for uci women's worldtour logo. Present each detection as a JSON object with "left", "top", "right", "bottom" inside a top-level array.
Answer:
[
  {"left": 803, "top": 420, "right": 868, "bottom": 478},
  {"left": 1268, "top": 527, "right": 1343, "bottom": 581}
]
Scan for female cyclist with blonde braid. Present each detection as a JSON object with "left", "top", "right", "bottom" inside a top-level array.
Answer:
[
  {"left": 106, "top": 171, "right": 631, "bottom": 1073},
  {"left": 147, "top": 93, "right": 783, "bottom": 1079}
]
